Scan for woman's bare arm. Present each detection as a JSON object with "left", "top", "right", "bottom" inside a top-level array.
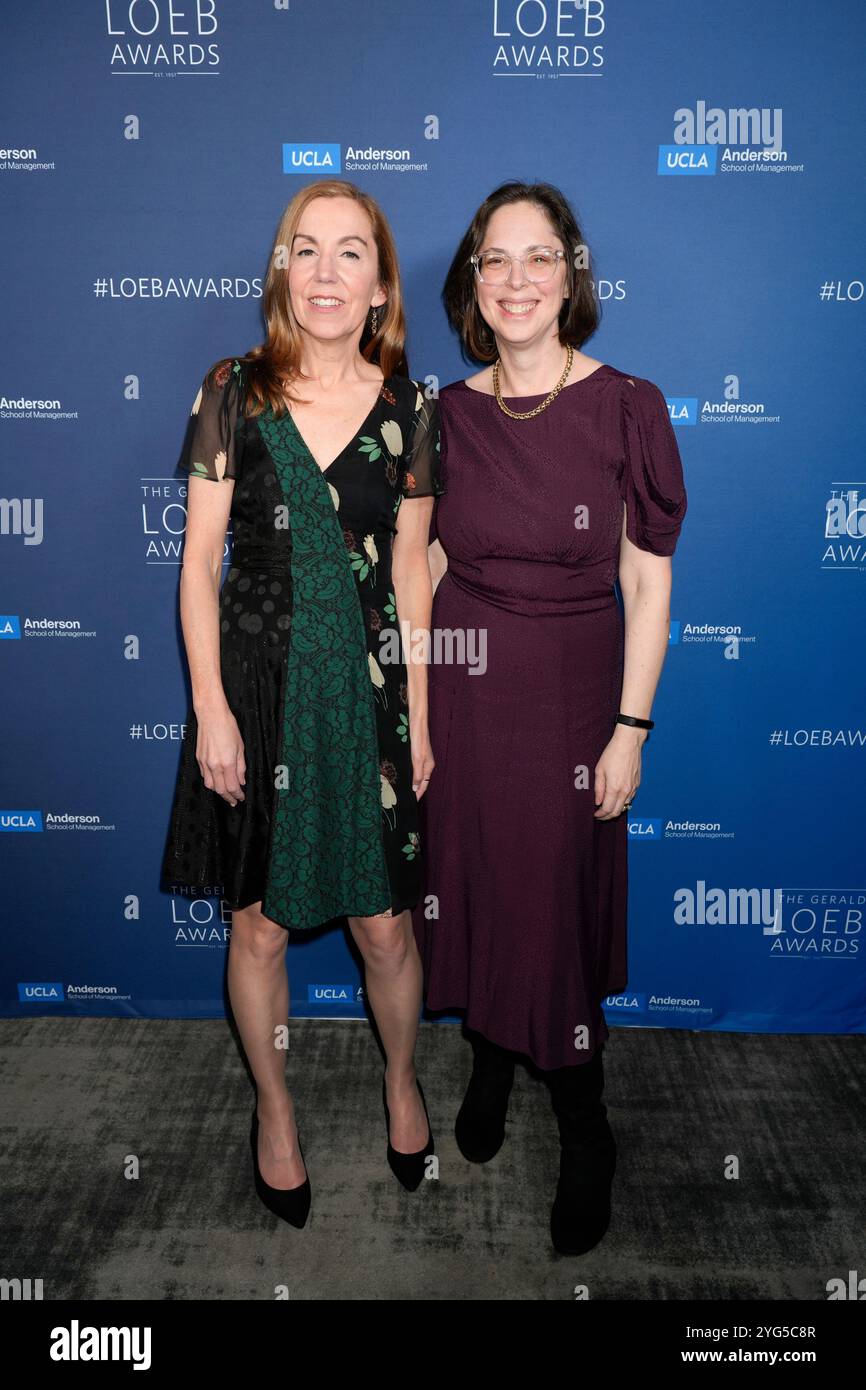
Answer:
[
  {"left": 179, "top": 477, "right": 246, "bottom": 804},
  {"left": 428, "top": 536, "right": 448, "bottom": 594},
  {"left": 392, "top": 496, "right": 436, "bottom": 798},
  {"left": 593, "top": 512, "right": 674, "bottom": 820}
]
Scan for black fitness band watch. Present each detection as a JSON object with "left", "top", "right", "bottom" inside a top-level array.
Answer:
[{"left": 617, "top": 713, "right": 655, "bottom": 730}]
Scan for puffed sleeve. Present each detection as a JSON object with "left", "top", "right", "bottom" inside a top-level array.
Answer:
[
  {"left": 619, "top": 375, "right": 687, "bottom": 555},
  {"left": 177, "top": 357, "right": 245, "bottom": 482},
  {"left": 400, "top": 383, "right": 444, "bottom": 499}
]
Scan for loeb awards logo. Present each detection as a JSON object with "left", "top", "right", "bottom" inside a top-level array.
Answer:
[
  {"left": 106, "top": 0, "right": 224, "bottom": 73},
  {"left": 491, "top": 0, "right": 605, "bottom": 77},
  {"left": 142, "top": 474, "right": 232, "bottom": 567},
  {"left": 824, "top": 484, "right": 866, "bottom": 571}
]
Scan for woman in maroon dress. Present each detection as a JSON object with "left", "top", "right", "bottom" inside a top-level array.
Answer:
[{"left": 412, "top": 182, "right": 687, "bottom": 1255}]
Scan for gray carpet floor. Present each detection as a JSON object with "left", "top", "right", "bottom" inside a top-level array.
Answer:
[{"left": 1, "top": 1018, "right": 862, "bottom": 1300}]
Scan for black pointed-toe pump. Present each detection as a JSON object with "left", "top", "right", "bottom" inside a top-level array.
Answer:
[
  {"left": 382, "top": 1076, "right": 435, "bottom": 1191},
  {"left": 250, "top": 1106, "right": 311, "bottom": 1228}
]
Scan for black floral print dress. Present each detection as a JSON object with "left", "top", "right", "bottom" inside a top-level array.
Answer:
[{"left": 160, "top": 357, "right": 443, "bottom": 931}]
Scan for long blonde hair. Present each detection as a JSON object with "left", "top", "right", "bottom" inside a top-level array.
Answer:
[{"left": 211, "top": 179, "right": 409, "bottom": 417}]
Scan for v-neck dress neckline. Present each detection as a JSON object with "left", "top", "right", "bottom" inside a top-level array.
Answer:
[{"left": 281, "top": 377, "right": 391, "bottom": 476}]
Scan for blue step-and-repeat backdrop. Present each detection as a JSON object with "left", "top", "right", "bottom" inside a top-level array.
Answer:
[{"left": 2, "top": 2, "right": 864, "bottom": 1036}]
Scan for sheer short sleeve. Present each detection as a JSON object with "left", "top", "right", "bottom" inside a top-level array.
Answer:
[
  {"left": 177, "top": 357, "right": 245, "bottom": 482},
  {"left": 400, "top": 384, "right": 444, "bottom": 500},
  {"left": 619, "top": 375, "right": 687, "bottom": 555}
]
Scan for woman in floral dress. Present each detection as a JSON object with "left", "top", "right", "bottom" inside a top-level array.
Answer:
[{"left": 161, "top": 181, "right": 442, "bottom": 1222}]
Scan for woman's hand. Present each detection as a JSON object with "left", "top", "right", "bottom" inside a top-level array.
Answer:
[
  {"left": 195, "top": 704, "right": 246, "bottom": 806},
  {"left": 410, "top": 718, "right": 435, "bottom": 800},
  {"left": 593, "top": 725, "right": 647, "bottom": 820}
]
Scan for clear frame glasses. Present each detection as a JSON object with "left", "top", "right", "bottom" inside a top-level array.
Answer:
[{"left": 470, "top": 248, "right": 566, "bottom": 285}]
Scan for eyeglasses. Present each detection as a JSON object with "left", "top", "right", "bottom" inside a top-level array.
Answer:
[{"left": 470, "top": 248, "right": 566, "bottom": 285}]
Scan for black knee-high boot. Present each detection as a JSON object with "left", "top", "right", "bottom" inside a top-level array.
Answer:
[
  {"left": 455, "top": 1028, "right": 516, "bottom": 1163},
  {"left": 545, "top": 1043, "right": 617, "bottom": 1255}
]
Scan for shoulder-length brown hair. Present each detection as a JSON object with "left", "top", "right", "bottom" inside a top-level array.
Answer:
[
  {"left": 209, "top": 179, "right": 409, "bottom": 417},
  {"left": 442, "top": 181, "right": 601, "bottom": 363}
]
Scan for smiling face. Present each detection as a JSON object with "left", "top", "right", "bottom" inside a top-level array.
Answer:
[
  {"left": 473, "top": 199, "right": 569, "bottom": 347},
  {"left": 287, "top": 195, "right": 387, "bottom": 345}
]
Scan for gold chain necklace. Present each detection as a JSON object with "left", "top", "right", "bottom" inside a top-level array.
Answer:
[{"left": 492, "top": 344, "right": 574, "bottom": 420}]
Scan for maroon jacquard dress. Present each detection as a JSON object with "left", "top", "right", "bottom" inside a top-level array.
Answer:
[{"left": 411, "top": 364, "right": 687, "bottom": 1070}]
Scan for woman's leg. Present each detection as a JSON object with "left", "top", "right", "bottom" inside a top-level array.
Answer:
[
  {"left": 348, "top": 909, "right": 428, "bottom": 1152},
  {"left": 544, "top": 1042, "right": 616, "bottom": 1254},
  {"left": 227, "top": 901, "right": 306, "bottom": 1190},
  {"left": 455, "top": 1027, "right": 516, "bottom": 1163}
]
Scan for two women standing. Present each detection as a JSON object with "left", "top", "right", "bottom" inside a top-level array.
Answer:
[{"left": 161, "top": 176, "right": 687, "bottom": 1255}]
